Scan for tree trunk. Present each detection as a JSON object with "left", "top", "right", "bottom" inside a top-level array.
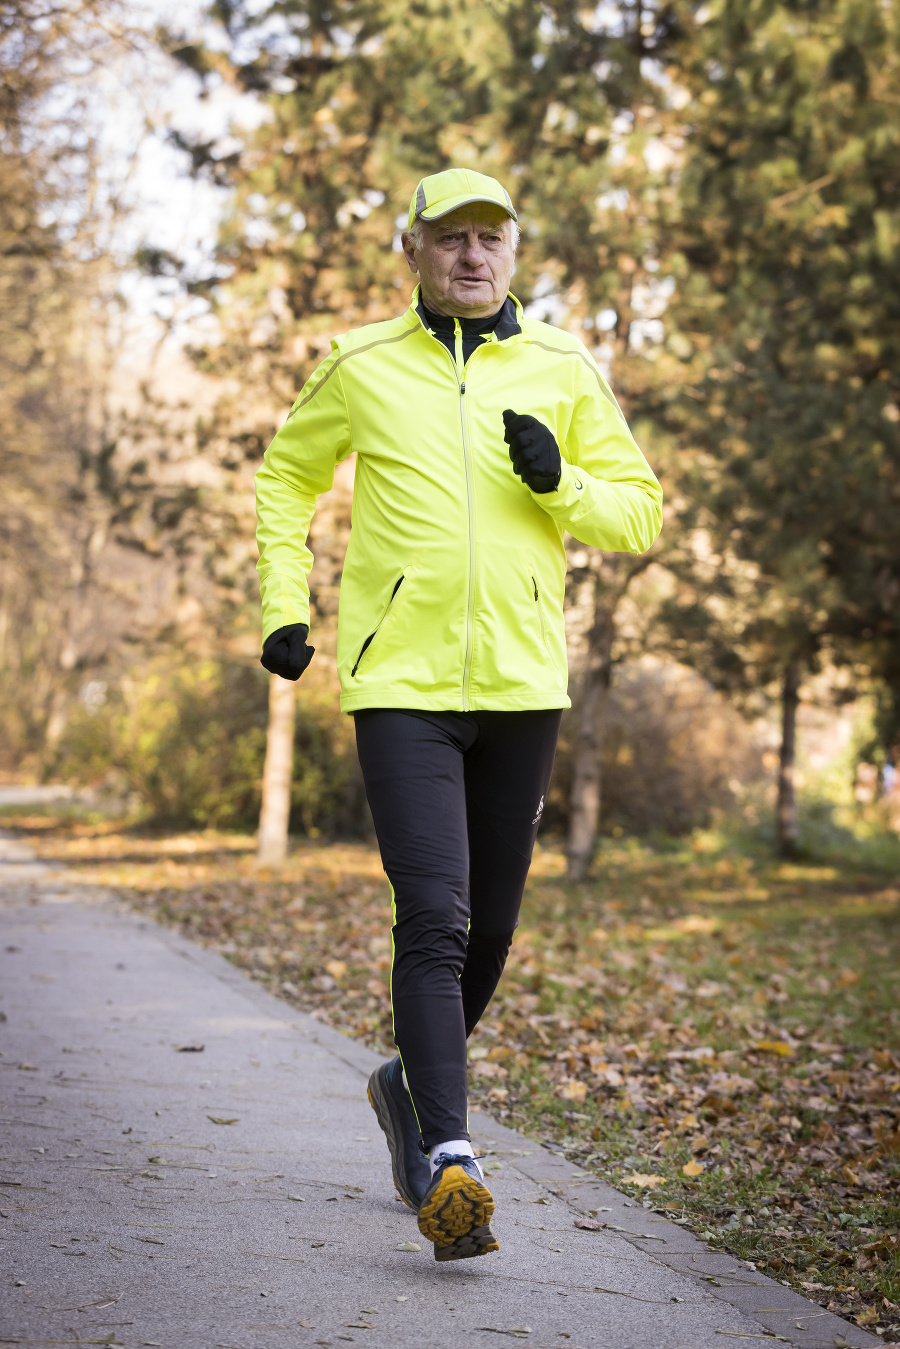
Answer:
[
  {"left": 566, "top": 598, "right": 616, "bottom": 884},
  {"left": 257, "top": 673, "right": 296, "bottom": 866},
  {"left": 775, "top": 659, "right": 801, "bottom": 859}
]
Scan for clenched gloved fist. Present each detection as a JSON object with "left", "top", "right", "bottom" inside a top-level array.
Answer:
[
  {"left": 502, "top": 409, "right": 562, "bottom": 494},
  {"left": 260, "top": 623, "right": 315, "bottom": 681}
]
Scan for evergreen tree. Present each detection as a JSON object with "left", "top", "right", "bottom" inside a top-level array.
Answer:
[{"left": 661, "top": 0, "right": 900, "bottom": 852}]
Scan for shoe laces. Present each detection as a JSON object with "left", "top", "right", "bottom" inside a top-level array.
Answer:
[{"left": 433, "top": 1152, "right": 478, "bottom": 1171}]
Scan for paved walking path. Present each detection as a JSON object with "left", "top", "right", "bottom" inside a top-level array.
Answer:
[{"left": 0, "top": 830, "right": 878, "bottom": 1349}]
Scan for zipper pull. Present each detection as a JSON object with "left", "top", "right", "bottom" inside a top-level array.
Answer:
[
  {"left": 460, "top": 382, "right": 466, "bottom": 395},
  {"left": 532, "top": 578, "right": 539, "bottom": 600}
]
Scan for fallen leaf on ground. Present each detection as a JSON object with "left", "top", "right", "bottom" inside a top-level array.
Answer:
[
  {"left": 473, "top": 1060, "right": 508, "bottom": 1079},
  {"left": 752, "top": 1039, "right": 795, "bottom": 1056},
  {"left": 395, "top": 1241, "right": 420, "bottom": 1251},
  {"left": 556, "top": 1080, "right": 588, "bottom": 1103},
  {"left": 622, "top": 1173, "right": 666, "bottom": 1189},
  {"left": 682, "top": 1160, "right": 704, "bottom": 1177},
  {"left": 207, "top": 1116, "right": 239, "bottom": 1125}
]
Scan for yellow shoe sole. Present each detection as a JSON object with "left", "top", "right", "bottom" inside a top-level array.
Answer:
[{"left": 417, "top": 1164, "right": 499, "bottom": 1261}]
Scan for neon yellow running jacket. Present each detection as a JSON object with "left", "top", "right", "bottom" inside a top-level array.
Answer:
[{"left": 256, "top": 291, "right": 662, "bottom": 713}]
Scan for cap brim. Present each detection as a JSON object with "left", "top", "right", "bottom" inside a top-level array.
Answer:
[{"left": 418, "top": 192, "right": 517, "bottom": 222}]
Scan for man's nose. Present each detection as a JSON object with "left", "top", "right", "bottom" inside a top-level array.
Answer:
[{"left": 461, "top": 234, "right": 487, "bottom": 266}]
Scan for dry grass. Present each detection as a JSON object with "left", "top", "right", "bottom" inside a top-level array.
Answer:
[{"left": 10, "top": 811, "right": 900, "bottom": 1341}]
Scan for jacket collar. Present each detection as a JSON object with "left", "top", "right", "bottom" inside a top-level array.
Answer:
[{"left": 407, "top": 285, "right": 526, "bottom": 344}]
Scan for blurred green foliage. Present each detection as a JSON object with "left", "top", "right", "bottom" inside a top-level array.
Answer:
[{"left": 54, "top": 662, "right": 367, "bottom": 834}]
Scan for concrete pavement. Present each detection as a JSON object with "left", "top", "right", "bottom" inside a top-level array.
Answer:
[{"left": 0, "top": 830, "right": 879, "bottom": 1349}]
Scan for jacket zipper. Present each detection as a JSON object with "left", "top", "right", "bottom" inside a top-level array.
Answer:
[
  {"left": 351, "top": 573, "right": 406, "bottom": 676},
  {"left": 417, "top": 309, "right": 487, "bottom": 710},
  {"left": 454, "top": 318, "right": 477, "bottom": 711}
]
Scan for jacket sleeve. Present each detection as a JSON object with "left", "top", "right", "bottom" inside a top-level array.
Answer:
[
  {"left": 255, "top": 347, "right": 352, "bottom": 643},
  {"left": 531, "top": 349, "right": 663, "bottom": 553}
]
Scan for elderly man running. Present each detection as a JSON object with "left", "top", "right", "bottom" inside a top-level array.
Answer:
[{"left": 255, "top": 168, "right": 662, "bottom": 1261}]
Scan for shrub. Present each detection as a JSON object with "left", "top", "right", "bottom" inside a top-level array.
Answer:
[
  {"left": 55, "top": 659, "right": 368, "bottom": 835},
  {"left": 548, "top": 660, "right": 765, "bottom": 838}
]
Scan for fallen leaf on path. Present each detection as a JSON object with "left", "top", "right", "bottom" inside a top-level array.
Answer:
[
  {"left": 206, "top": 1116, "right": 239, "bottom": 1125},
  {"left": 478, "top": 1328, "right": 533, "bottom": 1338},
  {"left": 622, "top": 1173, "right": 665, "bottom": 1189},
  {"left": 715, "top": 1333, "right": 789, "bottom": 1341},
  {"left": 574, "top": 1218, "right": 601, "bottom": 1230},
  {"left": 395, "top": 1241, "right": 420, "bottom": 1251}
]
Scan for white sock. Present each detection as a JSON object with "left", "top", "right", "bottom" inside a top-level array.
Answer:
[{"left": 429, "top": 1139, "right": 482, "bottom": 1179}]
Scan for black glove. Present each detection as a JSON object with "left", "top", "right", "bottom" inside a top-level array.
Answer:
[
  {"left": 502, "top": 409, "right": 562, "bottom": 494},
  {"left": 260, "top": 623, "right": 315, "bottom": 681}
]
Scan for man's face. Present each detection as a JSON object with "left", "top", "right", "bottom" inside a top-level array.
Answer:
[{"left": 401, "top": 203, "right": 516, "bottom": 317}]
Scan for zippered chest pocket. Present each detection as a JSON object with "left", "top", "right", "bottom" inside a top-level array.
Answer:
[{"left": 351, "top": 569, "right": 410, "bottom": 677}]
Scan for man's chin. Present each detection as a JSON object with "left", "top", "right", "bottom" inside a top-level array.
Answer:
[{"left": 447, "top": 284, "right": 499, "bottom": 310}]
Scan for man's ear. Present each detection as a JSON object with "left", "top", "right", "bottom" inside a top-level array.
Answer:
[{"left": 400, "top": 232, "right": 419, "bottom": 274}]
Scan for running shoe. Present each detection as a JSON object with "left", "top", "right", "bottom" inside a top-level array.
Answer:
[
  {"left": 367, "top": 1056, "right": 431, "bottom": 1210},
  {"left": 417, "top": 1152, "right": 499, "bottom": 1261}
]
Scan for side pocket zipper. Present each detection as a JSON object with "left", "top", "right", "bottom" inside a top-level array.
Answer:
[
  {"left": 351, "top": 574, "right": 406, "bottom": 677},
  {"left": 532, "top": 575, "right": 558, "bottom": 670}
]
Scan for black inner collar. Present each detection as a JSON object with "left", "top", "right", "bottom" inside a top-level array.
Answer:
[{"left": 417, "top": 294, "right": 521, "bottom": 363}]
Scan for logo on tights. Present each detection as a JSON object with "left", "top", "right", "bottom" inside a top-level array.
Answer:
[{"left": 532, "top": 794, "right": 545, "bottom": 826}]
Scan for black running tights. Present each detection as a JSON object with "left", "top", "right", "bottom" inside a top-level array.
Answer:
[{"left": 354, "top": 708, "right": 561, "bottom": 1150}]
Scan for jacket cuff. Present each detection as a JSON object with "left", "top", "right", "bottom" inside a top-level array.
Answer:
[
  {"left": 260, "top": 575, "right": 311, "bottom": 644},
  {"left": 529, "top": 457, "right": 587, "bottom": 521}
]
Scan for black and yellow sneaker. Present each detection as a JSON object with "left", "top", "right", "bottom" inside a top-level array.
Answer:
[
  {"left": 417, "top": 1153, "right": 499, "bottom": 1262},
  {"left": 367, "top": 1056, "right": 431, "bottom": 1210}
]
